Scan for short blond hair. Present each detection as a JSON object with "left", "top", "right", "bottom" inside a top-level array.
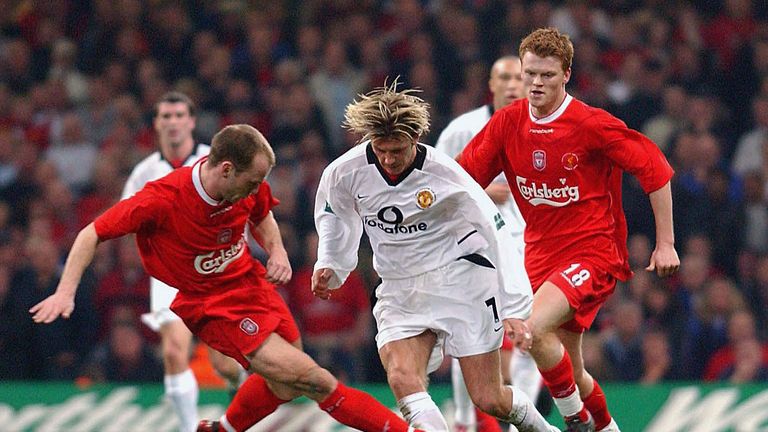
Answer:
[
  {"left": 519, "top": 27, "right": 574, "bottom": 72},
  {"left": 343, "top": 78, "right": 430, "bottom": 144}
]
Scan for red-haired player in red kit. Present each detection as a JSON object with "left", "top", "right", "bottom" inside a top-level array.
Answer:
[
  {"left": 31, "top": 124, "right": 424, "bottom": 432},
  {"left": 459, "top": 28, "right": 680, "bottom": 432}
]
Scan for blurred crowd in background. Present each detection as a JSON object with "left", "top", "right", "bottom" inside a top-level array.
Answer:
[{"left": 1, "top": 0, "right": 768, "bottom": 387}]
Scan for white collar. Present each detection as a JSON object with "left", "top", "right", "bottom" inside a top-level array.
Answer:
[
  {"left": 192, "top": 159, "right": 221, "bottom": 206},
  {"left": 529, "top": 93, "right": 573, "bottom": 124}
]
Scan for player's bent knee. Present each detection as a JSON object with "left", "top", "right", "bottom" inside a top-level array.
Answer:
[
  {"left": 292, "top": 364, "right": 338, "bottom": 399},
  {"left": 472, "top": 394, "right": 506, "bottom": 419},
  {"left": 386, "top": 367, "right": 424, "bottom": 395}
]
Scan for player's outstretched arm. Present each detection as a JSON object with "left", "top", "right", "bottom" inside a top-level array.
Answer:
[
  {"left": 251, "top": 211, "right": 292, "bottom": 285},
  {"left": 646, "top": 181, "right": 680, "bottom": 277},
  {"left": 30, "top": 223, "right": 101, "bottom": 323}
]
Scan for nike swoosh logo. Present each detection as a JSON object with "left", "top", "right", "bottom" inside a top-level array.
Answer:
[
  {"left": 494, "top": 326, "right": 503, "bottom": 332},
  {"left": 356, "top": 194, "right": 368, "bottom": 199}
]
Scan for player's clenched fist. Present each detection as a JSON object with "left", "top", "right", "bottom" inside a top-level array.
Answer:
[{"left": 311, "top": 268, "right": 334, "bottom": 299}]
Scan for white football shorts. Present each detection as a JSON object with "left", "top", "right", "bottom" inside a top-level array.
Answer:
[
  {"left": 140, "top": 277, "right": 183, "bottom": 332},
  {"left": 373, "top": 255, "right": 504, "bottom": 374}
]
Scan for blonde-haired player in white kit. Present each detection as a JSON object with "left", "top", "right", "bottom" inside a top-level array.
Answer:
[
  {"left": 311, "top": 81, "right": 558, "bottom": 432},
  {"left": 435, "top": 56, "right": 544, "bottom": 432},
  {"left": 123, "top": 92, "right": 242, "bottom": 432}
]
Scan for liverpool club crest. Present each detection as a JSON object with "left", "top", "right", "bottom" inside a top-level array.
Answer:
[{"left": 532, "top": 150, "right": 546, "bottom": 171}]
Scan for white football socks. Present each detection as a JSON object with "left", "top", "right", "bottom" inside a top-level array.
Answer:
[
  {"left": 164, "top": 369, "right": 199, "bottom": 432},
  {"left": 505, "top": 385, "right": 556, "bottom": 432},
  {"left": 397, "top": 391, "right": 450, "bottom": 432}
]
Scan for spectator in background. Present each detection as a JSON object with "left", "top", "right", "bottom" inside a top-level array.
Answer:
[
  {"left": 680, "top": 276, "right": 747, "bottom": 379},
  {"left": 703, "top": 310, "right": 768, "bottom": 382},
  {"left": 642, "top": 85, "right": 689, "bottom": 154},
  {"left": 44, "top": 112, "right": 98, "bottom": 194},
  {"left": 308, "top": 39, "right": 367, "bottom": 156},
  {"left": 94, "top": 237, "right": 150, "bottom": 341},
  {"left": 742, "top": 171, "right": 768, "bottom": 253},
  {"left": 602, "top": 301, "right": 644, "bottom": 381},
  {"left": 0, "top": 264, "right": 33, "bottom": 379},
  {"left": 732, "top": 96, "right": 768, "bottom": 179},
  {"left": 284, "top": 232, "right": 372, "bottom": 382},
  {"left": 638, "top": 325, "right": 675, "bottom": 383},
  {"left": 14, "top": 236, "right": 98, "bottom": 379},
  {"left": 80, "top": 318, "right": 164, "bottom": 383}
]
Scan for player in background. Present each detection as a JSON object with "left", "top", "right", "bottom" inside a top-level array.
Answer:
[
  {"left": 312, "top": 81, "right": 558, "bottom": 432},
  {"left": 435, "top": 56, "right": 544, "bottom": 432},
  {"left": 459, "top": 28, "right": 680, "bottom": 432},
  {"left": 31, "top": 124, "right": 422, "bottom": 432},
  {"left": 122, "top": 92, "right": 243, "bottom": 432}
]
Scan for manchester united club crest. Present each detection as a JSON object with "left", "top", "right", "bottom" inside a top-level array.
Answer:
[
  {"left": 532, "top": 150, "right": 546, "bottom": 171},
  {"left": 562, "top": 153, "right": 579, "bottom": 170},
  {"left": 240, "top": 318, "right": 259, "bottom": 335},
  {"left": 416, "top": 188, "right": 436, "bottom": 209},
  {"left": 217, "top": 229, "right": 232, "bottom": 244}
]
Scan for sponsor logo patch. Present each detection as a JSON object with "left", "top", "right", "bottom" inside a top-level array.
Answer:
[
  {"left": 516, "top": 176, "right": 580, "bottom": 207},
  {"left": 239, "top": 318, "right": 259, "bottom": 335}
]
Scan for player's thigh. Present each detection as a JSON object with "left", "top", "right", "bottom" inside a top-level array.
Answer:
[
  {"left": 379, "top": 330, "right": 437, "bottom": 378},
  {"left": 159, "top": 319, "right": 194, "bottom": 364},
  {"left": 457, "top": 350, "right": 503, "bottom": 403},
  {"left": 528, "top": 281, "right": 574, "bottom": 335}
]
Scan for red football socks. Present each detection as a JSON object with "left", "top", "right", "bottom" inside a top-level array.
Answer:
[
  {"left": 539, "top": 351, "right": 590, "bottom": 423},
  {"left": 539, "top": 351, "right": 578, "bottom": 399},
  {"left": 225, "top": 374, "right": 289, "bottom": 431},
  {"left": 318, "top": 382, "right": 413, "bottom": 432},
  {"left": 582, "top": 379, "right": 611, "bottom": 430},
  {"left": 476, "top": 406, "right": 503, "bottom": 432}
]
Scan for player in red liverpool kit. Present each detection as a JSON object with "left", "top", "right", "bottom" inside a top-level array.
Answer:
[
  {"left": 31, "top": 124, "right": 423, "bottom": 432},
  {"left": 459, "top": 28, "right": 680, "bottom": 432}
]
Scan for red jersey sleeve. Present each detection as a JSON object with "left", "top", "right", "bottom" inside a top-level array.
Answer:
[
  {"left": 94, "top": 183, "right": 171, "bottom": 240},
  {"left": 247, "top": 181, "right": 280, "bottom": 225},
  {"left": 593, "top": 113, "right": 674, "bottom": 193},
  {"left": 458, "top": 111, "right": 506, "bottom": 188}
]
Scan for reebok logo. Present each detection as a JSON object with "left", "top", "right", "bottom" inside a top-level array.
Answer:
[{"left": 516, "top": 176, "right": 580, "bottom": 207}]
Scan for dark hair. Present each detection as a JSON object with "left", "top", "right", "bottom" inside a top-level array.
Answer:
[
  {"left": 153, "top": 91, "right": 196, "bottom": 118},
  {"left": 208, "top": 124, "right": 275, "bottom": 172}
]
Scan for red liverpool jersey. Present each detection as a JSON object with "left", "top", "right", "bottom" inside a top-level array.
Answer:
[
  {"left": 460, "top": 95, "right": 673, "bottom": 287},
  {"left": 94, "top": 158, "right": 279, "bottom": 295}
]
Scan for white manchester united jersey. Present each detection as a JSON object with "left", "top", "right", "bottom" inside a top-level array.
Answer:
[
  {"left": 435, "top": 105, "right": 525, "bottom": 240},
  {"left": 314, "top": 142, "right": 532, "bottom": 320}
]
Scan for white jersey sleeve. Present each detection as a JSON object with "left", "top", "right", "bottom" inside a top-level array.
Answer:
[{"left": 313, "top": 154, "right": 364, "bottom": 289}]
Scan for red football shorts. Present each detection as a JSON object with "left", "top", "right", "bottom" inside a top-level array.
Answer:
[
  {"left": 543, "top": 260, "right": 616, "bottom": 333},
  {"left": 171, "top": 282, "right": 300, "bottom": 370}
]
